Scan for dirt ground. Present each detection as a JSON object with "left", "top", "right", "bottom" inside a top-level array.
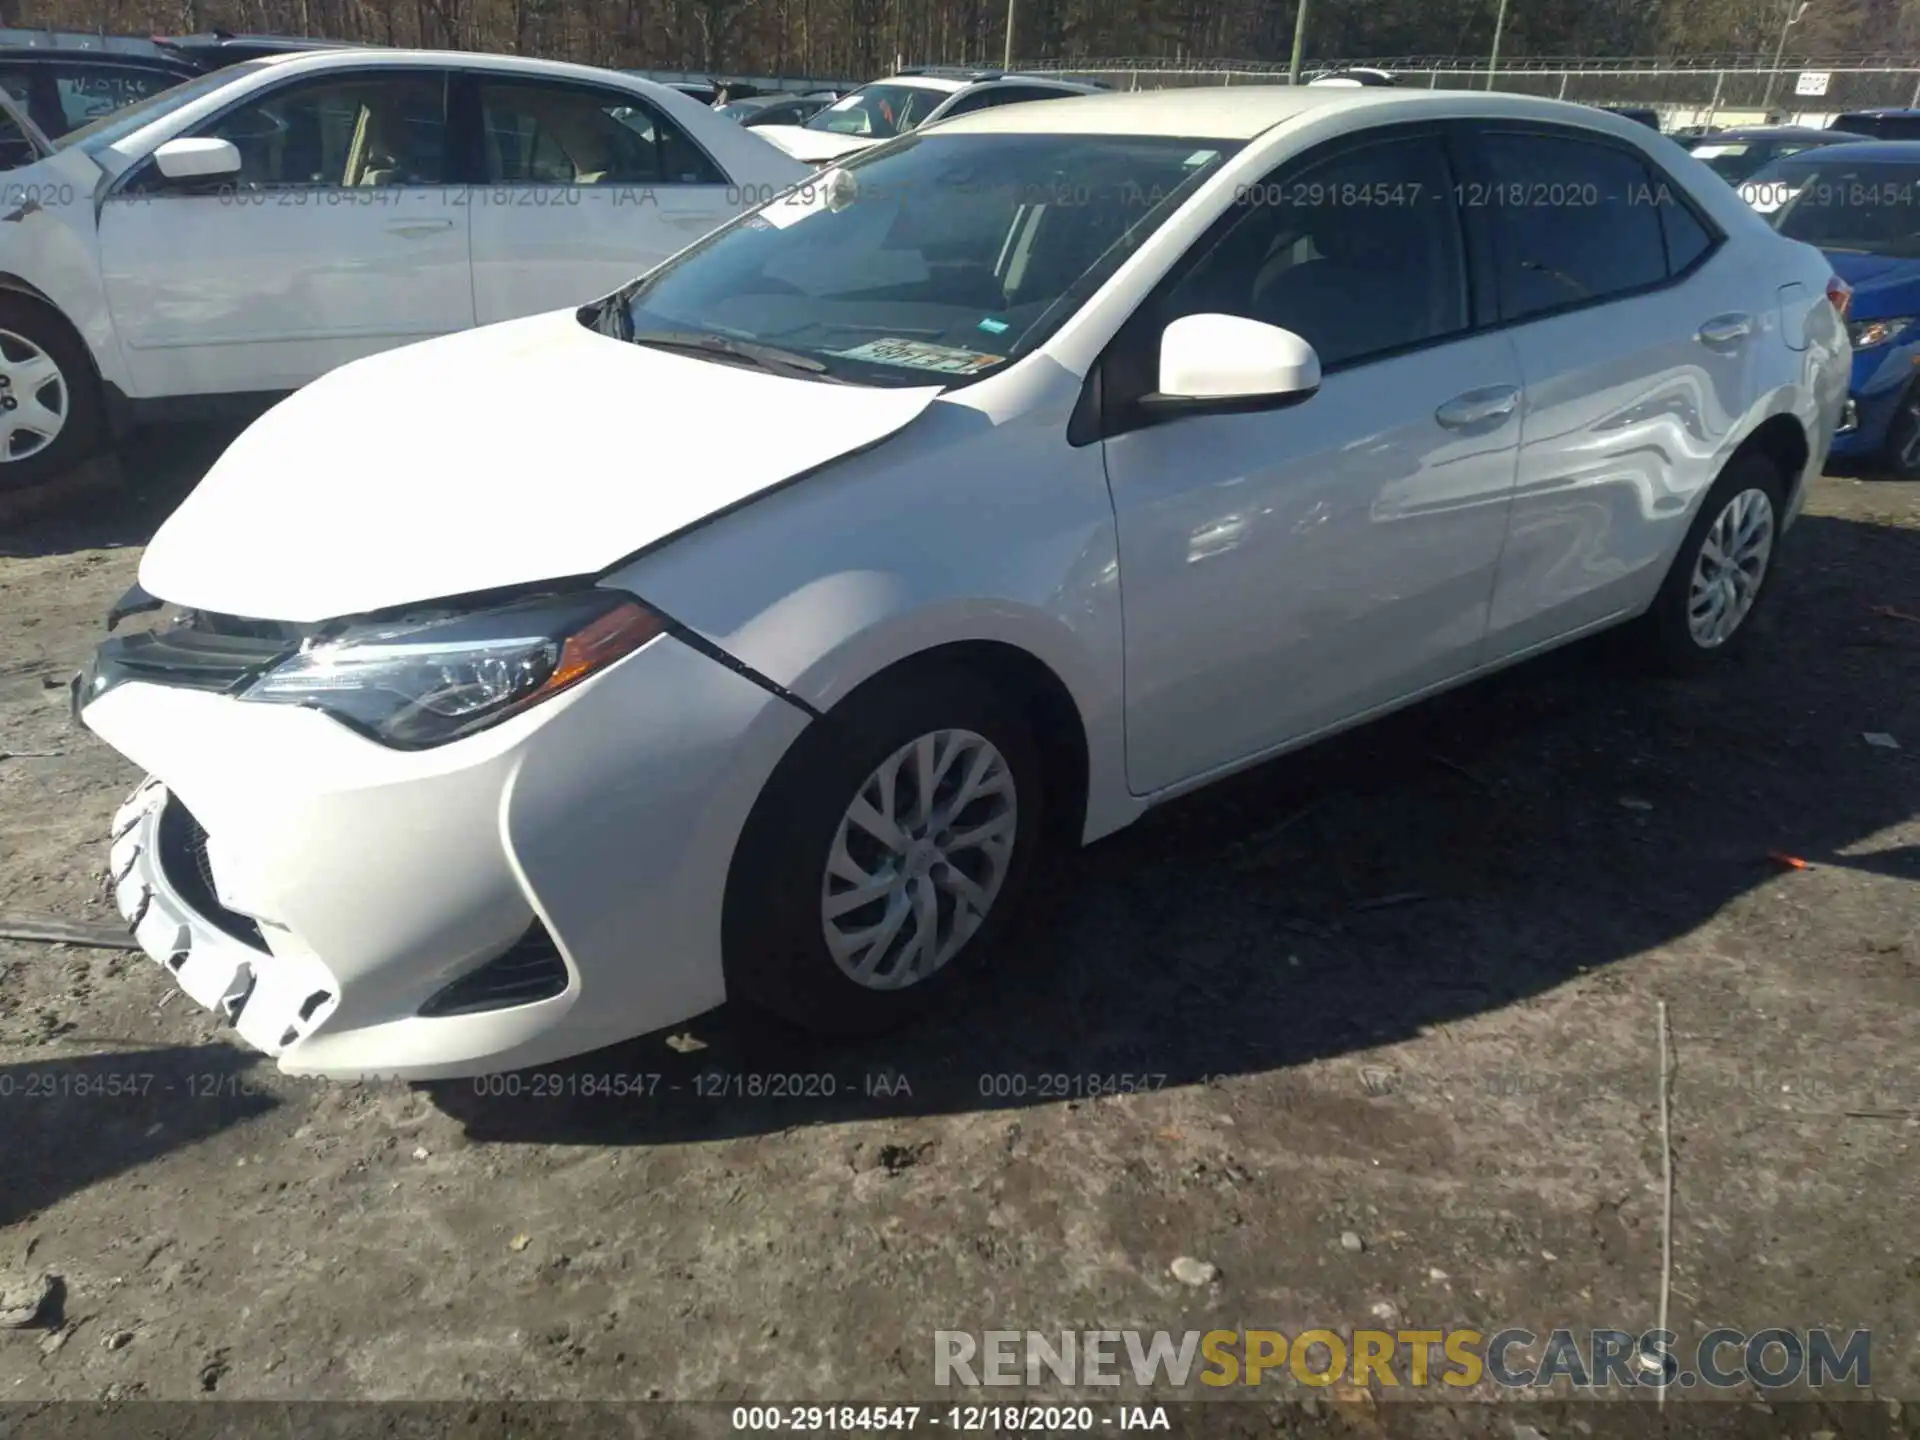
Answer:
[{"left": 0, "top": 436, "right": 1915, "bottom": 1431}]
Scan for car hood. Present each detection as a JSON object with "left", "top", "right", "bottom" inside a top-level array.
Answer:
[
  {"left": 138, "top": 309, "right": 943, "bottom": 624},
  {"left": 751, "top": 124, "right": 879, "bottom": 164},
  {"left": 1825, "top": 250, "right": 1919, "bottom": 286}
]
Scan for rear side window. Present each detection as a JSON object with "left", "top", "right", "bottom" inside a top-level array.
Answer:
[
  {"left": 1479, "top": 130, "right": 1673, "bottom": 321},
  {"left": 1658, "top": 184, "right": 1714, "bottom": 273}
]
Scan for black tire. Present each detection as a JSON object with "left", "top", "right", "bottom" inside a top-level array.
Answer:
[
  {"left": 1628, "top": 450, "right": 1787, "bottom": 675},
  {"left": 0, "top": 293, "right": 104, "bottom": 493},
  {"left": 722, "top": 663, "right": 1046, "bottom": 1038},
  {"left": 1878, "top": 381, "right": 1920, "bottom": 479}
]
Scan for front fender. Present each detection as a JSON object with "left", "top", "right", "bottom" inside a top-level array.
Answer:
[{"left": 608, "top": 381, "right": 1140, "bottom": 843}]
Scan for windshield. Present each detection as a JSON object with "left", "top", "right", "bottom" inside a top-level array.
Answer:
[
  {"left": 1686, "top": 138, "right": 1763, "bottom": 182},
  {"left": 802, "top": 82, "right": 949, "bottom": 138},
  {"left": 611, "top": 131, "right": 1240, "bottom": 387},
  {"left": 53, "top": 61, "right": 269, "bottom": 153},
  {"left": 1749, "top": 157, "right": 1920, "bottom": 255}
]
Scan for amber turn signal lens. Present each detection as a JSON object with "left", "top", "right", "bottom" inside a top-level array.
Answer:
[{"left": 540, "top": 599, "right": 668, "bottom": 699}]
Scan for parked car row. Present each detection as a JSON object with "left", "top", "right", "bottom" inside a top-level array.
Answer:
[{"left": 59, "top": 81, "right": 1846, "bottom": 1079}]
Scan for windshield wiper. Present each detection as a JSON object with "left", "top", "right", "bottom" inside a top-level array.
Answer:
[{"left": 628, "top": 329, "right": 853, "bottom": 383}]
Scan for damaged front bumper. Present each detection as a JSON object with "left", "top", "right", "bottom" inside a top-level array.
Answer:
[{"left": 109, "top": 777, "right": 338, "bottom": 1055}]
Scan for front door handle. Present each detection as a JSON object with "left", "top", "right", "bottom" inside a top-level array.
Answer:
[
  {"left": 384, "top": 219, "right": 455, "bottom": 237},
  {"left": 1697, "top": 313, "right": 1754, "bottom": 347},
  {"left": 1435, "top": 384, "right": 1521, "bottom": 430}
]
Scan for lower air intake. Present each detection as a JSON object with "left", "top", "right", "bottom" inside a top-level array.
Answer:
[{"left": 419, "top": 923, "right": 570, "bottom": 1018}]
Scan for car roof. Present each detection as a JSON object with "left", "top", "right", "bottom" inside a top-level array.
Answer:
[
  {"left": 247, "top": 47, "right": 711, "bottom": 87},
  {"left": 1767, "top": 140, "right": 1920, "bottom": 163},
  {"left": 927, "top": 85, "right": 1668, "bottom": 141},
  {"left": 0, "top": 49, "right": 201, "bottom": 73},
  {"left": 1834, "top": 108, "right": 1920, "bottom": 117},
  {"left": 864, "top": 72, "right": 969, "bottom": 94},
  {"left": 1697, "top": 126, "right": 1863, "bottom": 140}
]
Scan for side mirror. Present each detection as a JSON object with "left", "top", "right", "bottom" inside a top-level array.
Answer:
[
  {"left": 1145, "top": 313, "right": 1321, "bottom": 417},
  {"left": 153, "top": 136, "right": 241, "bottom": 181}
]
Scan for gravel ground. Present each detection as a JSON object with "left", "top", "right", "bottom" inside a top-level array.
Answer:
[{"left": 0, "top": 439, "right": 1915, "bottom": 1431}]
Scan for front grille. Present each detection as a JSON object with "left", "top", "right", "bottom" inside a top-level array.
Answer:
[
  {"left": 154, "top": 798, "right": 269, "bottom": 953},
  {"left": 419, "top": 923, "right": 570, "bottom": 1018},
  {"left": 89, "top": 611, "right": 305, "bottom": 696}
]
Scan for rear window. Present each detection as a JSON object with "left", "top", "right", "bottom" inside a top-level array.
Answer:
[
  {"left": 1753, "top": 156, "right": 1920, "bottom": 256},
  {"left": 1835, "top": 113, "right": 1920, "bottom": 141},
  {"left": 54, "top": 61, "right": 270, "bottom": 152}
]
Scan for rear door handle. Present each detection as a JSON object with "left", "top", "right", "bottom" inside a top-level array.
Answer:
[
  {"left": 384, "top": 219, "right": 455, "bottom": 237},
  {"left": 1697, "top": 313, "right": 1754, "bottom": 347},
  {"left": 1435, "top": 385, "right": 1521, "bottom": 429}
]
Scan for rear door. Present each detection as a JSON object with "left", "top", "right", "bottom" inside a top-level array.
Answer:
[
  {"left": 1467, "top": 122, "right": 1756, "bottom": 661},
  {"left": 464, "top": 74, "right": 736, "bottom": 323},
  {"left": 97, "top": 66, "right": 472, "bottom": 398}
]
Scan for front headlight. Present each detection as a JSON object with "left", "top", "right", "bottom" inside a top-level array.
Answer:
[
  {"left": 239, "top": 590, "right": 665, "bottom": 748},
  {"left": 1848, "top": 316, "right": 1915, "bottom": 349}
]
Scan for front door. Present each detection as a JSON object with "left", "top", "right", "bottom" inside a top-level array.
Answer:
[
  {"left": 1102, "top": 127, "right": 1525, "bottom": 795},
  {"left": 97, "top": 68, "right": 473, "bottom": 398}
]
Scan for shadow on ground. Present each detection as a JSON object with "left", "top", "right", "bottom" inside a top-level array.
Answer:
[
  {"left": 0, "top": 1042, "right": 271, "bottom": 1226},
  {"left": 424, "top": 503, "right": 1920, "bottom": 1146}
]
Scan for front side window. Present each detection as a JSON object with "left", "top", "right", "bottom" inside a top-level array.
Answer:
[
  {"left": 610, "top": 131, "right": 1240, "bottom": 386},
  {"left": 187, "top": 71, "right": 449, "bottom": 187},
  {"left": 482, "top": 81, "right": 723, "bottom": 185},
  {"left": 1162, "top": 133, "right": 1467, "bottom": 368},
  {"left": 1759, "top": 158, "right": 1920, "bottom": 256},
  {"left": 1480, "top": 130, "right": 1669, "bottom": 321},
  {"left": 804, "top": 83, "right": 948, "bottom": 139}
]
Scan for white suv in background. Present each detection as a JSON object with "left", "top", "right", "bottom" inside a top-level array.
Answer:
[
  {"left": 750, "top": 67, "right": 1105, "bottom": 164},
  {"left": 0, "top": 48, "right": 806, "bottom": 486}
]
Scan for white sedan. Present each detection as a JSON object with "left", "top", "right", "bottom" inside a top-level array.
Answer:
[
  {"left": 77, "top": 86, "right": 1846, "bottom": 1079},
  {"left": 0, "top": 48, "right": 806, "bottom": 485},
  {"left": 751, "top": 70, "right": 1101, "bottom": 165}
]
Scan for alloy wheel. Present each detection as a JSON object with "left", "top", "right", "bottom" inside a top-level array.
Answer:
[
  {"left": 1687, "top": 486, "right": 1775, "bottom": 648},
  {"left": 820, "top": 727, "right": 1018, "bottom": 990}
]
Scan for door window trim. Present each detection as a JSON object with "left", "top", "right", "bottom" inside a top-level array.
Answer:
[
  {"left": 457, "top": 71, "right": 733, "bottom": 189},
  {"left": 1073, "top": 120, "right": 1479, "bottom": 444},
  {"left": 1461, "top": 120, "right": 1727, "bottom": 330},
  {"left": 110, "top": 66, "right": 459, "bottom": 198}
]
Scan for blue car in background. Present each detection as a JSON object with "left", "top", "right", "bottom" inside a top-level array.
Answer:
[{"left": 1742, "top": 141, "right": 1920, "bottom": 474}]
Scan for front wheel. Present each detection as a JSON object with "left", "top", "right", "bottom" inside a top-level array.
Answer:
[
  {"left": 1629, "top": 452, "right": 1785, "bottom": 675},
  {"left": 0, "top": 294, "right": 103, "bottom": 492},
  {"left": 722, "top": 666, "right": 1046, "bottom": 1038}
]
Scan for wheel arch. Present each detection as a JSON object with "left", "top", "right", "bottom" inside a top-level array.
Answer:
[
  {"left": 1731, "top": 409, "right": 1812, "bottom": 504},
  {"left": 0, "top": 272, "right": 111, "bottom": 409},
  {"left": 752, "top": 588, "right": 1137, "bottom": 848}
]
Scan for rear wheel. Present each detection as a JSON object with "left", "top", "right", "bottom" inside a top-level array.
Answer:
[
  {"left": 1629, "top": 451, "right": 1785, "bottom": 674},
  {"left": 0, "top": 294, "right": 104, "bottom": 492},
  {"left": 722, "top": 665, "right": 1045, "bottom": 1038}
]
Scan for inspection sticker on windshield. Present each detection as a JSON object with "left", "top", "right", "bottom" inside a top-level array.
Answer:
[{"left": 832, "top": 338, "right": 1003, "bottom": 374}]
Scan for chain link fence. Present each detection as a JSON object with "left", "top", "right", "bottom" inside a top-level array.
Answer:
[{"left": 1016, "top": 58, "right": 1920, "bottom": 127}]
